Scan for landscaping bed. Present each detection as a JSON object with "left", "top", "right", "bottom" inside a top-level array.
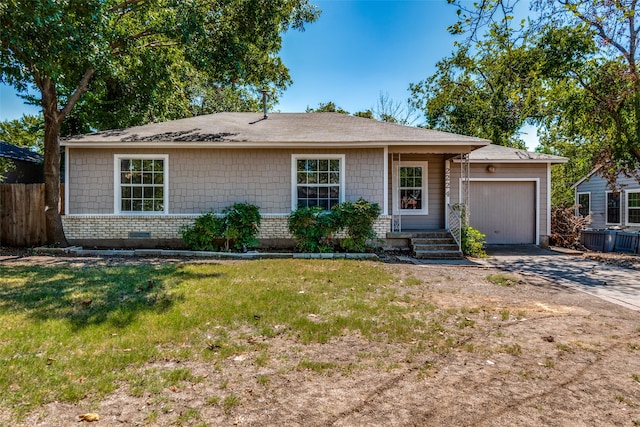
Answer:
[{"left": 0, "top": 255, "right": 639, "bottom": 426}]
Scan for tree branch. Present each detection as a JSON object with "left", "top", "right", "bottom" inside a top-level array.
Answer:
[
  {"left": 108, "top": 0, "right": 146, "bottom": 13},
  {"left": 110, "top": 29, "right": 155, "bottom": 51},
  {"left": 558, "top": 0, "right": 631, "bottom": 59},
  {"left": 59, "top": 68, "right": 95, "bottom": 118}
]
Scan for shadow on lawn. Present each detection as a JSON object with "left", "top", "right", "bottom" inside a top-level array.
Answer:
[{"left": 0, "top": 263, "right": 222, "bottom": 329}]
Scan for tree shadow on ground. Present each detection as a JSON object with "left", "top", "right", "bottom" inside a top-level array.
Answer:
[{"left": 0, "top": 263, "right": 223, "bottom": 330}]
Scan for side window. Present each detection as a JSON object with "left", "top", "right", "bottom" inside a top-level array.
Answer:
[
  {"left": 115, "top": 155, "right": 168, "bottom": 214},
  {"left": 627, "top": 191, "right": 640, "bottom": 225},
  {"left": 577, "top": 192, "right": 590, "bottom": 217},
  {"left": 606, "top": 191, "right": 620, "bottom": 224}
]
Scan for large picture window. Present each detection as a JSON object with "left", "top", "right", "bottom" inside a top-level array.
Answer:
[
  {"left": 115, "top": 155, "right": 168, "bottom": 214},
  {"left": 577, "top": 192, "right": 590, "bottom": 217},
  {"left": 397, "top": 162, "right": 428, "bottom": 214},
  {"left": 627, "top": 190, "right": 640, "bottom": 225},
  {"left": 292, "top": 155, "right": 344, "bottom": 210},
  {"left": 606, "top": 191, "right": 621, "bottom": 224}
]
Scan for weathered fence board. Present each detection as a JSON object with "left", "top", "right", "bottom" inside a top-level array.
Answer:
[{"left": 0, "top": 183, "right": 65, "bottom": 247}]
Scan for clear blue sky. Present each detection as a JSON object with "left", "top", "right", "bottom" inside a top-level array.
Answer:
[
  {"left": 0, "top": 0, "right": 538, "bottom": 147},
  {"left": 277, "top": 0, "right": 458, "bottom": 113}
]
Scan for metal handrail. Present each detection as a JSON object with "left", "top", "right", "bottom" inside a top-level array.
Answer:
[{"left": 447, "top": 203, "right": 462, "bottom": 251}]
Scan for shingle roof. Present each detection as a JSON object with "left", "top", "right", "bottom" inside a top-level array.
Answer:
[
  {"left": 61, "top": 112, "right": 491, "bottom": 147},
  {"left": 0, "top": 141, "right": 43, "bottom": 163},
  {"left": 468, "top": 144, "right": 567, "bottom": 164}
]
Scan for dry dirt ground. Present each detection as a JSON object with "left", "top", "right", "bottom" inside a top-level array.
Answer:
[{"left": 2, "top": 251, "right": 640, "bottom": 426}]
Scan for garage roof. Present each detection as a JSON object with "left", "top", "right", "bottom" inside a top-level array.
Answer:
[{"left": 467, "top": 144, "right": 567, "bottom": 164}]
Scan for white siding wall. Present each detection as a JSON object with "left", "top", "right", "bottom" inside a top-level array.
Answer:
[{"left": 575, "top": 173, "right": 640, "bottom": 230}]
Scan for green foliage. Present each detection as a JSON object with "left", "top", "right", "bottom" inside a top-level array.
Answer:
[
  {"left": 0, "top": 158, "right": 14, "bottom": 182},
  {"left": 332, "top": 198, "right": 381, "bottom": 252},
  {"left": 221, "top": 202, "right": 262, "bottom": 251},
  {"left": 0, "top": 0, "right": 320, "bottom": 244},
  {"left": 461, "top": 225, "right": 486, "bottom": 257},
  {"left": 409, "top": 27, "right": 538, "bottom": 148},
  {"left": 0, "top": 115, "right": 44, "bottom": 153},
  {"left": 288, "top": 206, "right": 336, "bottom": 253},
  {"left": 444, "top": 0, "right": 640, "bottom": 179},
  {"left": 180, "top": 212, "right": 224, "bottom": 252},
  {"left": 180, "top": 203, "right": 261, "bottom": 252},
  {"left": 305, "top": 101, "right": 350, "bottom": 114},
  {"left": 288, "top": 198, "right": 380, "bottom": 253}
]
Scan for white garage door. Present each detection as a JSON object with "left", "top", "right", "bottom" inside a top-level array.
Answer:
[{"left": 469, "top": 181, "right": 536, "bottom": 244}]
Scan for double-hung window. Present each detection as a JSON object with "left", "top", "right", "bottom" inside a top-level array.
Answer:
[
  {"left": 115, "top": 155, "right": 168, "bottom": 214},
  {"left": 627, "top": 190, "right": 640, "bottom": 225},
  {"left": 576, "top": 192, "right": 590, "bottom": 217},
  {"left": 606, "top": 191, "right": 621, "bottom": 224},
  {"left": 398, "top": 162, "right": 428, "bottom": 214},
  {"left": 292, "top": 155, "right": 344, "bottom": 210}
]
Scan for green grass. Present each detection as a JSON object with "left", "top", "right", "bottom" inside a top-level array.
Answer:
[
  {"left": 486, "top": 274, "right": 520, "bottom": 287},
  {"left": 0, "top": 259, "right": 472, "bottom": 418}
]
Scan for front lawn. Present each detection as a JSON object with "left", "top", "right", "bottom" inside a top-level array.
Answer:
[
  {"left": 1, "top": 258, "right": 639, "bottom": 426},
  {"left": 0, "top": 259, "right": 447, "bottom": 417}
]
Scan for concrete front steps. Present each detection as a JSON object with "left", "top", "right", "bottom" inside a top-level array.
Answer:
[{"left": 409, "top": 231, "right": 464, "bottom": 260}]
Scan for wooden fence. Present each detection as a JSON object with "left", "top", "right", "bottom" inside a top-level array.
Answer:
[{"left": 0, "top": 183, "right": 65, "bottom": 247}]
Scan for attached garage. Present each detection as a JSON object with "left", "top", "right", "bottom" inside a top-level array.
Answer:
[{"left": 469, "top": 180, "right": 538, "bottom": 245}]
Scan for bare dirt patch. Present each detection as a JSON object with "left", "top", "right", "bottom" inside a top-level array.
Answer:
[{"left": 3, "top": 256, "right": 640, "bottom": 427}]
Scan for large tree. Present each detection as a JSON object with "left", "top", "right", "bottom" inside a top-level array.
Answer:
[
  {"left": 0, "top": 0, "right": 319, "bottom": 245},
  {"left": 447, "top": 0, "right": 640, "bottom": 178},
  {"left": 410, "top": 21, "right": 543, "bottom": 148}
]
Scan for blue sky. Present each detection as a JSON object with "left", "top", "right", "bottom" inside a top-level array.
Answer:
[{"left": 0, "top": 0, "right": 538, "bottom": 147}]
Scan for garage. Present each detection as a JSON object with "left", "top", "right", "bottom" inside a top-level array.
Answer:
[{"left": 469, "top": 180, "right": 537, "bottom": 244}]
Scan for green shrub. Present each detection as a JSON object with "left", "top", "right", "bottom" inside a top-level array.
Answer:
[
  {"left": 461, "top": 225, "right": 486, "bottom": 257},
  {"left": 180, "top": 211, "right": 224, "bottom": 251},
  {"left": 221, "top": 203, "right": 261, "bottom": 251},
  {"left": 332, "top": 198, "right": 381, "bottom": 252},
  {"left": 288, "top": 198, "right": 380, "bottom": 253},
  {"left": 180, "top": 203, "right": 261, "bottom": 251},
  {"left": 288, "top": 206, "right": 336, "bottom": 253}
]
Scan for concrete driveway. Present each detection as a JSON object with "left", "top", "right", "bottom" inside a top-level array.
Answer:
[{"left": 480, "top": 245, "right": 640, "bottom": 312}]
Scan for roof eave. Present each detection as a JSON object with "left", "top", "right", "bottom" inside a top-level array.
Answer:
[{"left": 61, "top": 140, "right": 491, "bottom": 148}]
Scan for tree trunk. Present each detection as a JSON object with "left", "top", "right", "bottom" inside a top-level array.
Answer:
[{"left": 41, "top": 79, "right": 69, "bottom": 247}]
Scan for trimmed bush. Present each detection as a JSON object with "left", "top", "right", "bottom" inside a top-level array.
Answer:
[
  {"left": 180, "top": 202, "right": 261, "bottom": 251},
  {"left": 180, "top": 211, "right": 224, "bottom": 251},
  {"left": 461, "top": 225, "right": 486, "bottom": 257},
  {"left": 332, "top": 198, "right": 381, "bottom": 252},
  {"left": 288, "top": 198, "right": 380, "bottom": 253},
  {"left": 222, "top": 202, "right": 261, "bottom": 251},
  {"left": 288, "top": 206, "right": 336, "bottom": 253}
]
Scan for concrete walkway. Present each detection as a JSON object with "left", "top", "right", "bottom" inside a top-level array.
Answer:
[{"left": 479, "top": 245, "right": 640, "bottom": 312}]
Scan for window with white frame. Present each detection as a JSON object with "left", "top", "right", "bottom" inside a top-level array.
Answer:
[
  {"left": 606, "top": 191, "right": 621, "bottom": 224},
  {"left": 115, "top": 155, "right": 168, "bottom": 214},
  {"left": 627, "top": 190, "right": 640, "bottom": 225},
  {"left": 398, "top": 162, "right": 428, "bottom": 214},
  {"left": 577, "top": 192, "right": 590, "bottom": 217},
  {"left": 292, "top": 155, "right": 344, "bottom": 210}
]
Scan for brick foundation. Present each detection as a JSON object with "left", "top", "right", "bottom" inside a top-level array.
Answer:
[{"left": 62, "top": 215, "right": 391, "bottom": 246}]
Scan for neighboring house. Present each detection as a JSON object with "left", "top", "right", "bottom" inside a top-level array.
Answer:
[
  {"left": 60, "top": 112, "right": 566, "bottom": 248},
  {"left": 0, "top": 140, "right": 43, "bottom": 183},
  {"left": 572, "top": 167, "right": 640, "bottom": 231}
]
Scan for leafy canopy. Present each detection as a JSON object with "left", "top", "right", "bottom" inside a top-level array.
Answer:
[
  {"left": 0, "top": 0, "right": 320, "bottom": 245},
  {"left": 444, "top": 0, "right": 640, "bottom": 182}
]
